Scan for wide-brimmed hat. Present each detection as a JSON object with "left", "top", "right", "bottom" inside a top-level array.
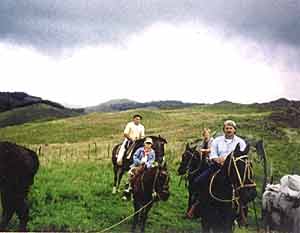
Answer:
[{"left": 144, "top": 137, "right": 153, "bottom": 145}]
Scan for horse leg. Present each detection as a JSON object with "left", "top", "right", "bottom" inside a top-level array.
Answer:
[
  {"left": 0, "top": 191, "right": 16, "bottom": 231},
  {"left": 187, "top": 188, "right": 192, "bottom": 213},
  {"left": 112, "top": 165, "right": 118, "bottom": 194},
  {"left": 117, "top": 168, "right": 125, "bottom": 192},
  {"left": 15, "top": 193, "right": 29, "bottom": 232},
  {"left": 201, "top": 217, "right": 210, "bottom": 233},
  {"left": 131, "top": 199, "right": 140, "bottom": 233},
  {"left": 140, "top": 205, "right": 152, "bottom": 233}
]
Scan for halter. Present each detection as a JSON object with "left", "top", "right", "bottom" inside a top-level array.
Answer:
[
  {"left": 228, "top": 154, "right": 256, "bottom": 191},
  {"left": 209, "top": 153, "right": 256, "bottom": 203},
  {"left": 141, "top": 167, "right": 169, "bottom": 201},
  {"left": 183, "top": 150, "right": 203, "bottom": 176}
]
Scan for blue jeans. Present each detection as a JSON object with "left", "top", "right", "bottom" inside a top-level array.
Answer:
[{"left": 193, "top": 162, "right": 221, "bottom": 186}]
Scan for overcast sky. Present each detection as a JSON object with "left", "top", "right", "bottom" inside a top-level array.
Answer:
[{"left": 1, "top": 0, "right": 300, "bottom": 107}]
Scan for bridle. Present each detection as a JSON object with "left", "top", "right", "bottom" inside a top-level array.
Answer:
[
  {"left": 209, "top": 152, "right": 256, "bottom": 203},
  {"left": 141, "top": 166, "right": 169, "bottom": 201},
  {"left": 152, "top": 139, "right": 165, "bottom": 161},
  {"left": 182, "top": 149, "right": 203, "bottom": 176},
  {"left": 228, "top": 154, "right": 256, "bottom": 191}
]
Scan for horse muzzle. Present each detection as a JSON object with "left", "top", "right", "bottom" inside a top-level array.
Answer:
[
  {"left": 240, "top": 187, "right": 257, "bottom": 204},
  {"left": 158, "top": 190, "right": 170, "bottom": 201}
]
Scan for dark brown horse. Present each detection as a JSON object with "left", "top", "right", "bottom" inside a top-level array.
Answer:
[
  {"left": 195, "top": 143, "right": 257, "bottom": 233},
  {"left": 112, "top": 136, "right": 167, "bottom": 194},
  {"left": 131, "top": 164, "right": 170, "bottom": 233},
  {"left": 0, "top": 141, "right": 39, "bottom": 232},
  {"left": 177, "top": 143, "right": 209, "bottom": 218}
]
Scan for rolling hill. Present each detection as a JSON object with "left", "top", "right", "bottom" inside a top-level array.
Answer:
[
  {"left": 0, "top": 92, "right": 84, "bottom": 128},
  {"left": 0, "top": 103, "right": 299, "bottom": 232},
  {"left": 85, "top": 99, "right": 199, "bottom": 113}
]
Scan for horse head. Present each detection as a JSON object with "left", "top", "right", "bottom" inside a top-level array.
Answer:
[
  {"left": 224, "top": 143, "right": 257, "bottom": 205},
  {"left": 178, "top": 143, "right": 194, "bottom": 175},
  {"left": 151, "top": 135, "right": 167, "bottom": 162},
  {"left": 154, "top": 166, "right": 170, "bottom": 201}
]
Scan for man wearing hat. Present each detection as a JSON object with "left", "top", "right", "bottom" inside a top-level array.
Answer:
[
  {"left": 117, "top": 114, "right": 145, "bottom": 166},
  {"left": 187, "top": 120, "right": 246, "bottom": 217},
  {"left": 122, "top": 137, "right": 156, "bottom": 200},
  {"left": 194, "top": 119, "right": 246, "bottom": 183},
  {"left": 210, "top": 120, "right": 246, "bottom": 164}
]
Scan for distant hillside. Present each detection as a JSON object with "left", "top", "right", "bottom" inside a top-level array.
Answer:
[
  {"left": 0, "top": 92, "right": 84, "bottom": 128},
  {"left": 252, "top": 98, "right": 300, "bottom": 128},
  {"left": 85, "top": 99, "right": 199, "bottom": 113}
]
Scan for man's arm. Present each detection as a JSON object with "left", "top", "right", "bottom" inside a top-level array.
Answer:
[
  {"left": 209, "top": 139, "right": 218, "bottom": 159},
  {"left": 239, "top": 138, "right": 247, "bottom": 151},
  {"left": 209, "top": 138, "right": 225, "bottom": 164},
  {"left": 140, "top": 126, "right": 145, "bottom": 138},
  {"left": 124, "top": 123, "right": 133, "bottom": 141}
]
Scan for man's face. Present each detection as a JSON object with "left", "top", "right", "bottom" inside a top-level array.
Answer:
[
  {"left": 133, "top": 117, "right": 141, "bottom": 125},
  {"left": 224, "top": 125, "right": 236, "bottom": 137}
]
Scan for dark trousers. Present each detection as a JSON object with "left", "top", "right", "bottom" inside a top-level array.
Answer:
[{"left": 193, "top": 162, "right": 221, "bottom": 186}]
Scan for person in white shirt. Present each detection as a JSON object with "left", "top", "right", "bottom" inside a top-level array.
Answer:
[
  {"left": 117, "top": 114, "right": 145, "bottom": 166},
  {"left": 194, "top": 120, "right": 246, "bottom": 184}
]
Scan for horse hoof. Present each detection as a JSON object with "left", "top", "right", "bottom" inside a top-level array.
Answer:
[{"left": 112, "top": 187, "right": 117, "bottom": 194}]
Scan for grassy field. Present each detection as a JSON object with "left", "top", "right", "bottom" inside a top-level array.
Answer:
[{"left": 0, "top": 105, "right": 300, "bottom": 232}]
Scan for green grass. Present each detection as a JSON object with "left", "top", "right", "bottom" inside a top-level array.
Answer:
[{"left": 0, "top": 105, "right": 299, "bottom": 232}]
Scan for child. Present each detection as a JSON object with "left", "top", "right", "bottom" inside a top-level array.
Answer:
[{"left": 122, "top": 137, "right": 156, "bottom": 200}]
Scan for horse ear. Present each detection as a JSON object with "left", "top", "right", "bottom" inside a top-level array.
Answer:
[
  {"left": 233, "top": 143, "right": 241, "bottom": 156},
  {"left": 186, "top": 143, "right": 190, "bottom": 150},
  {"left": 158, "top": 135, "right": 161, "bottom": 138},
  {"left": 243, "top": 143, "right": 250, "bottom": 155}
]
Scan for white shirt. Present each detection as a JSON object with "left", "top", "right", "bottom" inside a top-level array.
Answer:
[
  {"left": 210, "top": 135, "right": 246, "bottom": 159},
  {"left": 124, "top": 122, "right": 145, "bottom": 140}
]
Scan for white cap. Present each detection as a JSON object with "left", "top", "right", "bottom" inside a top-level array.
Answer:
[{"left": 144, "top": 137, "right": 153, "bottom": 144}]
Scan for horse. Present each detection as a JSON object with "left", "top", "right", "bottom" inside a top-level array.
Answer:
[
  {"left": 112, "top": 135, "right": 167, "bottom": 194},
  {"left": 131, "top": 164, "right": 170, "bottom": 233},
  {"left": 177, "top": 143, "right": 209, "bottom": 218},
  {"left": 0, "top": 141, "right": 39, "bottom": 231},
  {"left": 195, "top": 143, "right": 257, "bottom": 233}
]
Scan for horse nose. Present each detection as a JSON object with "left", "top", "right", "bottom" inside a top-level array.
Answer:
[
  {"left": 177, "top": 166, "right": 185, "bottom": 175},
  {"left": 240, "top": 187, "right": 257, "bottom": 204},
  {"left": 247, "top": 188, "right": 257, "bottom": 202}
]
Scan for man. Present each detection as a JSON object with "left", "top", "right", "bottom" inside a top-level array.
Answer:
[
  {"left": 187, "top": 120, "right": 246, "bottom": 217},
  {"left": 117, "top": 114, "right": 145, "bottom": 166},
  {"left": 210, "top": 120, "right": 246, "bottom": 164},
  {"left": 194, "top": 120, "right": 246, "bottom": 184},
  {"left": 122, "top": 137, "right": 156, "bottom": 200}
]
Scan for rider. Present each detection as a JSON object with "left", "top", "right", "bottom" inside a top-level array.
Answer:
[
  {"left": 188, "top": 120, "right": 246, "bottom": 217},
  {"left": 194, "top": 120, "right": 246, "bottom": 185},
  {"left": 122, "top": 137, "right": 156, "bottom": 200},
  {"left": 117, "top": 114, "right": 145, "bottom": 166},
  {"left": 196, "top": 128, "right": 213, "bottom": 157}
]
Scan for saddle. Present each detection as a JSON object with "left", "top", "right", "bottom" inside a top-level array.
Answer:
[
  {"left": 115, "top": 140, "right": 136, "bottom": 160},
  {"left": 125, "top": 141, "right": 136, "bottom": 159}
]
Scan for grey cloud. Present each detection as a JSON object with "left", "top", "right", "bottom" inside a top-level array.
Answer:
[{"left": 1, "top": 0, "right": 300, "bottom": 53}]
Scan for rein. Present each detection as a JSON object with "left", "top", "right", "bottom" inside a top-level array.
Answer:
[
  {"left": 209, "top": 153, "right": 256, "bottom": 204},
  {"left": 181, "top": 150, "right": 203, "bottom": 177},
  {"left": 228, "top": 154, "right": 256, "bottom": 191},
  {"left": 141, "top": 166, "right": 168, "bottom": 201}
]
